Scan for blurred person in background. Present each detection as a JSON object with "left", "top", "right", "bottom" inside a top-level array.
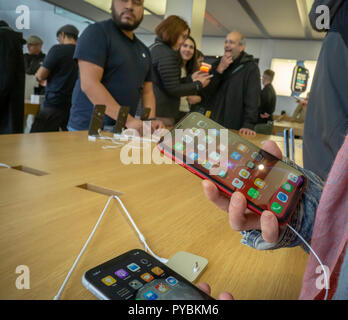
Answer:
[
  {"left": 31, "top": 25, "right": 79, "bottom": 132},
  {"left": 291, "top": 92, "right": 309, "bottom": 123},
  {"left": 255, "top": 69, "right": 276, "bottom": 135},
  {"left": 0, "top": 20, "right": 25, "bottom": 134},
  {"left": 303, "top": 0, "right": 348, "bottom": 181},
  {"left": 177, "top": 36, "right": 203, "bottom": 121},
  {"left": 204, "top": 31, "right": 261, "bottom": 136},
  {"left": 24, "top": 35, "right": 45, "bottom": 75},
  {"left": 24, "top": 35, "right": 46, "bottom": 97}
]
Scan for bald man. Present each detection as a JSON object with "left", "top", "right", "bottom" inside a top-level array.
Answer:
[{"left": 204, "top": 31, "right": 261, "bottom": 135}]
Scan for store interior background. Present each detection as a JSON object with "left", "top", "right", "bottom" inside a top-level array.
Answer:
[{"left": 0, "top": 0, "right": 324, "bottom": 116}]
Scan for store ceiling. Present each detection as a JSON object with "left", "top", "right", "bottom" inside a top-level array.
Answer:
[{"left": 43, "top": 0, "right": 325, "bottom": 40}]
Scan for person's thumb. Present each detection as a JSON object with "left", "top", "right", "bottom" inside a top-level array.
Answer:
[{"left": 260, "top": 211, "right": 279, "bottom": 243}]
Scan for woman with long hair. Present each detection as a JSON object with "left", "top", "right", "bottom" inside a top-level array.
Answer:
[
  {"left": 149, "top": 15, "right": 210, "bottom": 126},
  {"left": 178, "top": 36, "right": 204, "bottom": 120}
]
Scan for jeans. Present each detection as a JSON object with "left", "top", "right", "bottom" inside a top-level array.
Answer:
[
  {"left": 240, "top": 158, "right": 324, "bottom": 253},
  {"left": 67, "top": 126, "right": 78, "bottom": 132}
]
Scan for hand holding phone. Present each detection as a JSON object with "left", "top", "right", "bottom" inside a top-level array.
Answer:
[
  {"left": 158, "top": 113, "right": 306, "bottom": 225},
  {"left": 202, "top": 139, "right": 283, "bottom": 244}
]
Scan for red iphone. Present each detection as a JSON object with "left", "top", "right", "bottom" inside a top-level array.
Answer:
[{"left": 158, "top": 113, "right": 306, "bottom": 225}]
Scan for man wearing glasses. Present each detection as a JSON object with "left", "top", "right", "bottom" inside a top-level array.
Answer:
[{"left": 204, "top": 31, "right": 261, "bottom": 136}]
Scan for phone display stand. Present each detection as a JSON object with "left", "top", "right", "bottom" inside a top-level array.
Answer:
[
  {"left": 166, "top": 251, "right": 208, "bottom": 283},
  {"left": 88, "top": 135, "right": 98, "bottom": 141}
]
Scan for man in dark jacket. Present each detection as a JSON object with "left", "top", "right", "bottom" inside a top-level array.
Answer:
[
  {"left": 24, "top": 36, "right": 46, "bottom": 75},
  {"left": 24, "top": 35, "right": 46, "bottom": 96},
  {"left": 258, "top": 70, "right": 276, "bottom": 123},
  {"left": 255, "top": 69, "right": 276, "bottom": 134},
  {"left": 0, "top": 21, "right": 26, "bottom": 134},
  {"left": 205, "top": 31, "right": 261, "bottom": 135}
]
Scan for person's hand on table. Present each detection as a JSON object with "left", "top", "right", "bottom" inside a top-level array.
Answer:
[
  {"left": 202, "top": 140, "right": 282, "bottom": 243},
  {"left": 239, "top": 128, "right": 256, "bottom": 136},
  {"left": 150, "top": 119, "right": 165, "bottom": 131},
  {"left": 197, "top": 283, "right": 234, "bottom": 300},
  {"left": 126, "top": 117, "right": 144, "bottom": 136}
]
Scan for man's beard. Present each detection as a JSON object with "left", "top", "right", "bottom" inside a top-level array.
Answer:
[{"left": 111, "top": 8, "right": 143, "bottom": 31}]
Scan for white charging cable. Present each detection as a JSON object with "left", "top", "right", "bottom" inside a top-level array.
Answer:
[
  {"left": 286, "top": 223, "right": 329, "bottom": 300},
  {"left": 114, "top": 132, "right": 160, "bottom": 144},
  {"left": 113, "top": 195, "right": 168, "bottom": 264},
  {"left": 0, "top": 163, "right": 11, "bottom": 168},
  {"left": 53, "top": 196, "right": 114, "bottom": 300},
  {"left": 98, "top": 132, "right": 159, "bottom": 150},
  {"left": 53, "top": 195, "right": 167, "bottom": 300}
]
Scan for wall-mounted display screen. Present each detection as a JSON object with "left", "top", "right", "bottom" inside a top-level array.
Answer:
[{"left": 291, "top": 65, "right": 309, "bottom": 93}]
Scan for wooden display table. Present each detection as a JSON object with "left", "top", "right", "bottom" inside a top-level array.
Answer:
[
  {"left": 272, "top": 120, "right": 304, "bottom": 138},
  {"left": 0, "top": 131, "right": 307, "bottom": 300}
]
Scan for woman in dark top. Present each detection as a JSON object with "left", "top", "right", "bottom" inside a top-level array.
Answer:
[{"left": 149, "top": 15, "right": 210, "bottom": 126}]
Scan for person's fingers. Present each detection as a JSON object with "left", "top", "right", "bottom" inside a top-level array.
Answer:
[
  {"left": 202, "top": 180, "right": 230, "bottom": 212},
  {"left": 197, "top": 282, "right": 211, "bottom": 295},
  {"left": 262, "top": 140, "right": 283, "bottom": 159},
  {"left": 228, "top": 192, "right": 261, "bottom": 231},
  {"left": 197, "top": 283, "right": 234, "bottom": 300},
  {"left": 260, "top": 211, "right": 279, "bottom": 243},
  {"left": 218, "top": 292, "right": 234, "bottom": 300}
]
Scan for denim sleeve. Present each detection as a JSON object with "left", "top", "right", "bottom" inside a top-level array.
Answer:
[{"left": 240, "top": 158, "right": 324, "bottom": 253}]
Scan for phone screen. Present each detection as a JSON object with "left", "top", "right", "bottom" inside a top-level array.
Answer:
[
  {"left": 158, "top": 113, "right": 306, "bottom": 224},
  {"left": 83, "top": 249, "right": 213, "bottom": 300}
]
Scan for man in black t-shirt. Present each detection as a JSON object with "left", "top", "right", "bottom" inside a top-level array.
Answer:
[
  {"left": 68, "top": 0, "right": 163, "bottom": 133},
  {"left": 31, "top": 25, "right": 79, "bottom": 132},
  {"left": 258, "top": 70, "right": 276, "bottom": 123}
]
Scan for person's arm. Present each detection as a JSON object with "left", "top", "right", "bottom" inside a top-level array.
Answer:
[
  {"left": 291, "top": 104, "right": 302, "bottom": 122},
  {"left": 35, "top": 66, "right": 50, "bottom": 82},
  {"left": 78, "top": 59, "right": 141, "bottom": 131},
  {"left": 142, "top": 81, "right": 156, "bottom": 119}
]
